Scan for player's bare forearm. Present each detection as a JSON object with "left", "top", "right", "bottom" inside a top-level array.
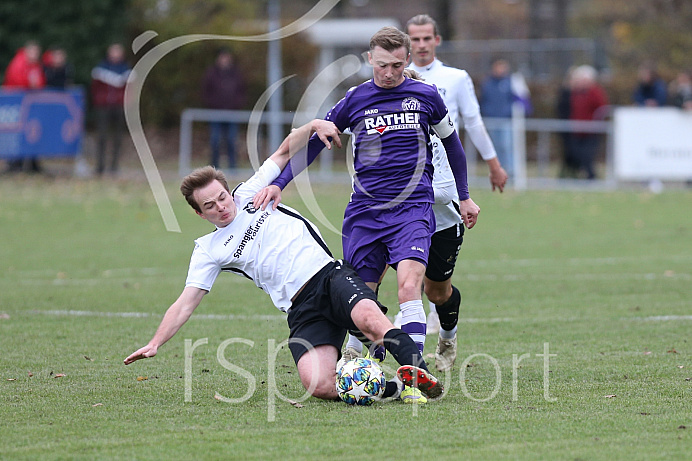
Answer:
[
  {"left": 486, "top": 157, "right": 508, "bottom": 193},
  {"left": 268, "top": 119, "right": 341, "bottom": 170},
  {"left": 124, "top": 287, "right": 206, "bottom": 365}
]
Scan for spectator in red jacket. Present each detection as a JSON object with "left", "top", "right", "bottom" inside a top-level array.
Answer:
[
  {"left": 3, "top": 41, "right": 46, "bottom": 90},
  {"left": 201, "top": 48, "right": 246, "bottom": 169},
  {"left": 90, "top": 43, "right": 131, "bottom": 175},
  {"left": 2, "top": 41, "right": 46, "bottom": 173},
  {"left": 565, "top": 65, "right": 609, "bottom": 180}
]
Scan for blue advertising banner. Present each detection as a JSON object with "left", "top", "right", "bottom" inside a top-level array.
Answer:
[{"left": 0, "top": 87, "right": 85, "bottom": 159}]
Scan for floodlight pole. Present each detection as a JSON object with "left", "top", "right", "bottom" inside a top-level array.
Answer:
[{"left": 267, "top": 0, "right": 283, "bottom": 154}]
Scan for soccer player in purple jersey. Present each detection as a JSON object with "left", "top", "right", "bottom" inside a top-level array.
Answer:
[{"left": 254, "top": 27, "right": 480, "bottom": 363}]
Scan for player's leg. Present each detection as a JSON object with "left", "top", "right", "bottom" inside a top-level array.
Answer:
[
  {"left": 394, "top": 259, "right": 428, "bottom": 355},
  {"left": 423, "top": 222, "right": 464, "bottom": 371},
  {"left": 295, "top": 344, "right": 340, "bottom": 400},
  {"left": 327, "top": 261, "right": 442, "bottom": 400}
]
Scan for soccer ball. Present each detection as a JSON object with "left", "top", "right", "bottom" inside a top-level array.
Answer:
[{"left": 336, "top": 358, "right": 386, "bottom": 406}]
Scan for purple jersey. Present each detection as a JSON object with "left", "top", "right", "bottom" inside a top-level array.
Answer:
[{"left": 327, "top": 78, "right": 449, "bottom": 204}]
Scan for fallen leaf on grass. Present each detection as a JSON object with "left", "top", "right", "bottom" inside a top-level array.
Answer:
[
  {"left": 136, "top": 376, "right": 148, "bottom": 381},
  {"left": 605, "top": 394, "right": 617, "bottom": 399},
  {"left": 54, "top": 374, "right": 66, "bottom": 378},
  {"left": 640, "top": 412, "right": 651, "bottom": 416},
  {"left": 425, "top": 353, "right": 435, "bottom": 359},
  {"left": 643, "top": 351, "right": 652, "bottom": 355},
  {"left": 7, "top": 378, "right": 16, "bottom": 381},
  {"left": 288, "top": 400, "right": 304, "bottom": 408},
  {"left": 667, "top": 348, "right": 678, "bottom": 354},
  {"left": 685, "top": 378, "right": 691, "bottom": 382},
  {"left": 92, "top": 403, "right": 103, "bottom": 407},
  {"left": 28, "top": 372, "right": 33, "bottom": 377},
  {"left": 679, "top": 425, "right": 687, "bottom": 430},
  {"left": 84, "top": 356, "right": 93, "bottom": 361},
  {"left": 0, "top": 313, "right": 9, "bottom": 320},
  {"left": 678, "top": 366, "right": 685, "bottom": 369}
]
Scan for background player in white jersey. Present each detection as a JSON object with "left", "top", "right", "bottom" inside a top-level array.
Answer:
[
  {"left": 124, "top": 119, "right": 443, "bottom": 403},
  {"left": 404, "top": 15, "right": 508, "bottom": 371}
]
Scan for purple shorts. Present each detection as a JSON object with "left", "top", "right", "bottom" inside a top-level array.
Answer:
[{"left": 342, "top": 200, "right": 435, "bottom": 283}]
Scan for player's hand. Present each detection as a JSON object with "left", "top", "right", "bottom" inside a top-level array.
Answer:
[
  {"left": 253, "top": 185, "right": 282, "bottom": 211},
  {"left": 489, "top": 166, "right": 508, "bottom": 193},
  {"left": 486, "top": 158, "right": 508, "bottom": 193},
  {"left": 458, "top": 198, "right": 480, "bottom": 229},
  {"left": 312, "top": 120, "right": 342, "bottom": 150},
  {"left": 124, "top": 344, "right": 158, "bottom": 365}
]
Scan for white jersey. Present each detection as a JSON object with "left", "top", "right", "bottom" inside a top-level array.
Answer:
[
  {"left": 410, "top": 59, "right": 492, "bottom": 232},
  {"left": 409, "top": 58, "right": 497, "bottom": 162},
  {"left": 430, "top": 134, "right": 462, "bottom": 232},
  {"left": 185, "top": 159, "right": 334, "bottom": 312}
]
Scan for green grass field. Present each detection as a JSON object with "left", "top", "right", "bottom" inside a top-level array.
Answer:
[{"left": 1, "top": 174, "right": 690, "bottom": 460}]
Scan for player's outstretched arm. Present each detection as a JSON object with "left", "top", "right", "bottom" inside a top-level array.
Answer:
[
  {"left": 254, "top": 120, "right": 340, "bottom": 211},
  {"left": 486, "top": 157, "right": 508, "bottom": 193},
  {"left": 268, "top": 119, "right": 341, "bottom": 171},
  {"left": 124, "top": 286, "right": 207, "bottom": 365}
]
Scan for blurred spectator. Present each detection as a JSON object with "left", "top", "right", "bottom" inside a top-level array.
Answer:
[
  {"left": 564, "top": 65, "right": 609, "bottom": 180},
  {"left": 480, "top": 58, "right": 532, "bottom": 178},
  {"left": 2, "top": 40, "right": 46, "bottom": 90},
  {"left": 633, "top": 63, "right": 667, "bottom": 107},
  {"left": 669, "top": 71, "right": 692, "bottom": 110},
  {"left": 42, "top": 47, "right": 74, "bottom": 88},
  {"left": 201, "top": 48, "right": 246, "bottom": 169},
  {"left": 557, "top": 66, "right": 578, "bottom": 178},
  {"left": 2, "top": 41, "right": 45, "bottom": 173},
  {"left": 91, "top": 43, "right": 131, "bottom": 175}
]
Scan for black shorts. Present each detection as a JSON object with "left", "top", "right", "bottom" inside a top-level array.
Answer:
[
  {"left": 425, "top": 223, "right": 465, "bottom": 282},
  {"left": 286, "top": 260, "right": 383, "bottom": 364}
]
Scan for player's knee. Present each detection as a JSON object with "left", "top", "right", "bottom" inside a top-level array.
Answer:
[
  {"left": 306, "top": 378, "right": 339, "bottom": 400},
  {"left": 426, "top": 287, "right": 451, "bottom": 306}
]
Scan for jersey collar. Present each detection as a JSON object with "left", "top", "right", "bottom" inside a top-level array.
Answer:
[{"left": 410, "top": 58, "right": 441, "bottom": 73}]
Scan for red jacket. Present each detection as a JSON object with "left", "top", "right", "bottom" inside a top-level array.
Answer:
[
  {"left": 570, "top": 84, "right": 608, "bottom": 121},
  {"left": 90, "top": 59, "right": 131, "bottom": 107},
  {"left": 2, "top": 48, "right": 46, "bottom": 89}
]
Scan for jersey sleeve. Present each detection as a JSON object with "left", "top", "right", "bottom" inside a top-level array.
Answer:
[
  {"left": 185, "top": 241, "right": 221, "bottom": 292},
  {"left": 457, "top": 72, "right": 498, "bottom": 161},
  {"left": 233, "top": 159, "right": 281, "bottom": 205}
]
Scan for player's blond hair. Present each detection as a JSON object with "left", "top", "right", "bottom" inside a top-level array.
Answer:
[
  {"left": 180, "top": 166, "right": 231, "bottom": 213},
  {"left": 369, "top": 26, "right": 411, "bottom": 54}
]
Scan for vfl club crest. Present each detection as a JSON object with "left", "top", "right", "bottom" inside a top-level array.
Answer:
[{"left": 402, "top": 97, "right": 420, "bottom": 111}]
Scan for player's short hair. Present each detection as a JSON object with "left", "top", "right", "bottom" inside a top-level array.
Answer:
[
  {"left": 406, "top": 14, "right": 440, "bottom": 37},
  {"left": 180, "top": 166, "right": 230, "bottom": 213},
  {"left": 369, "top": 26, "right": 410, "bottom": 55}
]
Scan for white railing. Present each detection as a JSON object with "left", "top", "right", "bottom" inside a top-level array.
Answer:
[{"left": 179, "top": 107, "right": 615, "bottom": 190}]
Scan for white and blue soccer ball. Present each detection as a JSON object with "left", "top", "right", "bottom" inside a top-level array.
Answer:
[{"left": 336, "top": 358, "right": 386, "bottom": 406}]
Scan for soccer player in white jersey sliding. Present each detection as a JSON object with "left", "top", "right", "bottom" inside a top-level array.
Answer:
[
  {"left": 404, "top": 14, "right": 508, "bottom": 371},
  {"left": 124, "top": 119, "right": 443, "bottom": 403}
]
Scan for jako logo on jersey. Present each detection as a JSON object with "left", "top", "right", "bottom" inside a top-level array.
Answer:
[
  {"left": 243, "top": 202, "right": 258, "bottom": 214},
  {"left": 223, "top": 235, "right": 234, "bottom": 246},
  {"left": 348, "top": 294, "right": 357, "bottom": 304},
  {"left": 364, "top": 112, "right": 420, "bottom": 135},
  {"left": 402, "top": 97, "right": 421, "bottom": 111},
  {"left": 411, "top": 246, "right": 425, "bottom": 253},
  {"left": 364, "top": 109, "right": 378, "bottom": 115}
]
